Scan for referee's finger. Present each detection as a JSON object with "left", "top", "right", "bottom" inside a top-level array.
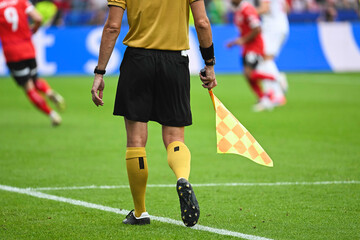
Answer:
[
  {"left": 92, "top": 93, "right": 103, "bottom": 106},
  {"left": 199, "top": 74, "right": 211, "bottom": 82},
  {"left": 92, "top": 94, "right": 98, "bottom": 106}
]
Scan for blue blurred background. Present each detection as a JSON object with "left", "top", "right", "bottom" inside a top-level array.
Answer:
[{"left": 0, "top": 0, "right": 359, "bottom": 75}]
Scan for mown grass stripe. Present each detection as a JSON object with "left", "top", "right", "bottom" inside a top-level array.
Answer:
[{"left": 0, "top": 184, "right": 273, "bottom": 240}]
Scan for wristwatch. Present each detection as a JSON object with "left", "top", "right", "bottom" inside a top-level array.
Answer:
[
  {"left": 94, "top": 66, "right": 106, "bottom": 75},
  {"left": 205, "top": 57, "right": 216, "bottom": 66}
]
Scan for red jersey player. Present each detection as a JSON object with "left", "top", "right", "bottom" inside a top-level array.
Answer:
[
  {"left": 227, "top": 0, "right": 284, "bottom": 112},
  {"left": 0, "top": 0, "right": 64, "bottom": 125}
]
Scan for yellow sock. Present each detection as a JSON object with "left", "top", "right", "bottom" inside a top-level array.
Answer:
[
  {"left": 125, "top": 147, "right": 148, "bottom": 218},
  {"left": 167, "top": 141, "right": 191, "bottom": 180}
]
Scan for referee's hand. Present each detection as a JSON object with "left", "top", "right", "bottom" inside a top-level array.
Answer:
[
  {"left": 91, "top": 74, "right": 105, "bottom": 106},
  {"left": 199, "top": 66, "right": 217, "bottom": 90}
]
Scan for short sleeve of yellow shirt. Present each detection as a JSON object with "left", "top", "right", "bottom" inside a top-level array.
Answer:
[
  {"left": 107, "top": 0, "right": 199, "bottom": 51},
  {"left": 107, "top": 0, "right": 126, "bottom": 10}
]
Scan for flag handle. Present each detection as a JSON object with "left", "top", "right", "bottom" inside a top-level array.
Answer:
[{"left": 200, "top": 68, "right": 216, "bottom": 110}]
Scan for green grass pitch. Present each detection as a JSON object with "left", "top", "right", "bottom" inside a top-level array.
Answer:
[{"left": 0, "top": 73, "right": 359, "bottom": 239}]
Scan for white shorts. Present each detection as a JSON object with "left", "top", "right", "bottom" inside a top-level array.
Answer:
[{"left": 263, "top": 29, "right": 288, "bottom": 57}]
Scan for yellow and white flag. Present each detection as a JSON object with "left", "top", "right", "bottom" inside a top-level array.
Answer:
[{"left": 209, "top": 90, "right": 273, "bottom": 167}]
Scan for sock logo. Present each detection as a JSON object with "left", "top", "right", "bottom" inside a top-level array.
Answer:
[
  {"left": 138, "top": 157, "right": 144, "bottom": 169},
  {"left": 174, "top": 146, "right": 179, "bottom": 152}
]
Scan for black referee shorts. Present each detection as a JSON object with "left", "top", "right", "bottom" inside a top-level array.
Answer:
[
  {"left": 113, "top": 47, "right": 192, "bottom": 127},
  {"left": 7, "top": 58, "right": 38, "bottom": 86}
]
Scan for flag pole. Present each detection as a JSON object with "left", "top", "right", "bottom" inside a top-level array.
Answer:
[
  {"left": 208, "top": 89, "right": 216, "bottom": 110},
  {"left": 200, "top": 68, "right": 216, "bottom": 110}
]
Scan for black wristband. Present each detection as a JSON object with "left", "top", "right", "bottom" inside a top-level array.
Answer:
[
  {"left": 199, "top": 43, "right": 214, "bottom": 61},
  {"left": 94, "top": 66, "right": 106, "bottom": 75}
]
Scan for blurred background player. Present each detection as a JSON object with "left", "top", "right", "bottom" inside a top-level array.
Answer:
[
  {"left": 0, "top": 0, "right": 65, "bottom": 126},
  {"left": 254, "top": 0, "right": 289, "bottom": 106},
  {"left": 227, "top": 0, "right": 283, "bottom": 111}
]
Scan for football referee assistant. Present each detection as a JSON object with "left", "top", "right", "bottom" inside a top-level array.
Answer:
[{"left": 91, "top": 0, "right": 217, "bottom": 227}]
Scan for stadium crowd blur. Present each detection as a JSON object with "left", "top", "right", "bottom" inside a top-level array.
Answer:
[{"left": 32, "top": 0, "right": 359, "bottom": 26}]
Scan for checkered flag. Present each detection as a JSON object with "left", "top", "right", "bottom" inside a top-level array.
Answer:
[{"left": 209, "top": 90, "right": 273, "bottom": 167}]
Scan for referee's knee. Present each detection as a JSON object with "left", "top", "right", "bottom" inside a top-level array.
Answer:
[{"left": 127, "top": 136, "right": 147, "bottom": 147}]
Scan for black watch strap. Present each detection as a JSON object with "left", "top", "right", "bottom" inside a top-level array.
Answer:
[
  {"left": 205, "top": 57, "right": 216, "bottom": 66},
  {"left": 94, "top": 66, "right": 106, "bottom": 75}
]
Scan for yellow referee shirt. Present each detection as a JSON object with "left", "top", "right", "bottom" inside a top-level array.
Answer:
[{"left": 108, "top": 0, "right": 198, "bottom": 51}]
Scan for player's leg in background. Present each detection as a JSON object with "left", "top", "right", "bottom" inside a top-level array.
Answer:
[
  {"left": 24, "top": 80, "right": 62, "bottom": 126},
  {"left": 7, "top": 60, "right": 61, "bottom": 126},
  {"left": 256, "top": 58, "right": 286, "bottom": 107},
  {"left": 29, "top": 59, "right": 66, "bottom": 111},
  {"left": 242, "top": 55, "right": 273, "bottom": 112},
  {"left": 162, "top": 126, "right": 199, "bottom": 227},
  {"left": 242, "top": 54, "right": 264, "bottom": 100},
  {"left": 123, "top": 118, "right": 150, "bottom": 224},
  {"left": 243, "top": 65, "right": 264, "bottom": 100},
  {"left": 35, "top": 78, "right": 66, "bottom": 111},
  {"left": 23, "top": 80, "right": 51, "bottom": 115},
  {"left": 274, "top": 30, "right": 289, "bottom": 94},
  {"left": 262, "top": 30, "right": 288, "bottom": 106}
]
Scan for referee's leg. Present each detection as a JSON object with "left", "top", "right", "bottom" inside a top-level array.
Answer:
[
  {"left": 124, "top": 119, "right": 149, "bottom": 220},
  {"left": 163, "top": 126, "right": 200, "bottom": 227},
  {"left": 163, "top": 126, "right": 189, "bottom": 180}
]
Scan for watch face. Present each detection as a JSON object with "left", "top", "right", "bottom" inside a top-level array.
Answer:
[{"left": 206, "top": 58, "right": 215, "bottom": 66}]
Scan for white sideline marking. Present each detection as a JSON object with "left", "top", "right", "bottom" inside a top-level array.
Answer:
[
  {"left": 0, "top": 184, "right": 272, "bottom": 240},
  {"left": 27, "top": 180, "right": 360, "bottom": 191}
]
